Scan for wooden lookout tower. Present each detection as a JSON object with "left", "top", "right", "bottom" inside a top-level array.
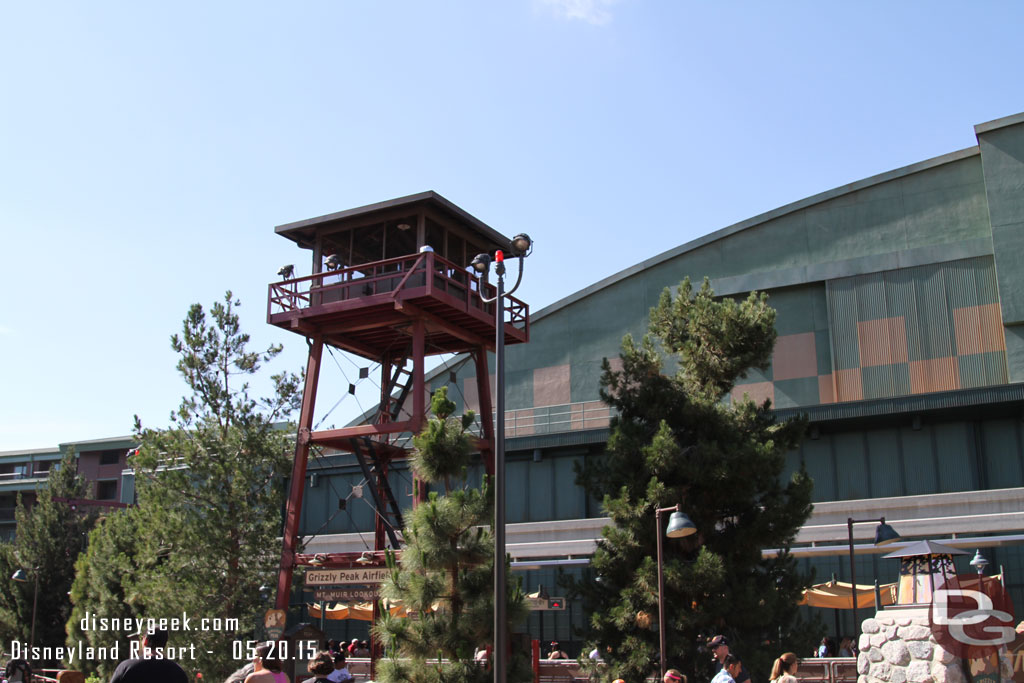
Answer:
[{"left": 268, "top": 191, "right": 530, "bottom": 612}]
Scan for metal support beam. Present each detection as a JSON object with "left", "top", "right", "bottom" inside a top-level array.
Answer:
[
  {"left": 474, "top": 347, "right": 496, "bottom": 477},
  {"left": 351, "top": 438, "right": 402, "bottom": 549},
  {"left": 275, "top": 335, "right": 323, "bottom": 610}
]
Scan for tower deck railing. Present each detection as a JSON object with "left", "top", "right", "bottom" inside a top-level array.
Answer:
[{"left": 268, "top": 251, "right": 528, "bottom": 329}]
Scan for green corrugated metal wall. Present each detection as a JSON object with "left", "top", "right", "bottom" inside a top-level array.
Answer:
[
  {"left": 826, "top": 256, "right": 1007, "bottom": 402},
  {"left": 800, "top": 418, "right": 1023, "bottom": 503}
]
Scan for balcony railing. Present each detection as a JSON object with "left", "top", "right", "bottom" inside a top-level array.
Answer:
[
  {"left": 0, "top": 471, "right": 43, "bottom": 482},
  {"left": 384, "top": 400, "right": 615, "bottom": 450},
  {"left": 268, "top": 251, "right": 528, "bottom": 329}
]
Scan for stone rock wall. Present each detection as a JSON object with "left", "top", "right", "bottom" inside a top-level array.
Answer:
[{"left": 857, "top": 610, "right": 963, "bottom": 683}]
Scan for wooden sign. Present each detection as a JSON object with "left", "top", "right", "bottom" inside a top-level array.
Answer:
[
  {"left": 305, "top": 568, "right": 390, "bottom": 586},
  {"left": 314, "top": 587, "right": 379, "bottom": 602},
  {"left": 264, "top": 609, "right": 286, "bottom": 640}
]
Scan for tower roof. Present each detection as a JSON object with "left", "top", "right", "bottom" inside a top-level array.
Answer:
[{"left": 275, "top": 190, "right": 514, "bottom": 253}]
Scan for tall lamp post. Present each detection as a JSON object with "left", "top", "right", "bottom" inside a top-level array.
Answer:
[
  {"left": 847, "top": 517, "right": 901, "bottom": 640},
  {"left": 656, "top": 504, "right": 696, "bottom": 678},
  {"left": 472, "top": 233, "right": 533, "bottom": 683},
  {"left": 970, "top": 549, "right": 989, "bottom": 589},
  {"left": 11, "top": 567, "right": 39, "bottom": 651}
]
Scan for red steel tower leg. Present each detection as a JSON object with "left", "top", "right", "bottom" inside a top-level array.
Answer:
[
  {"left": 275, "top": 336, "right": 323, "bottom": 610},
  {"left": 474, "top": 346, "right": 496, "bottom": 477},
  {"left": 411, "top": 318, "right": 430, "bottom": 505}
]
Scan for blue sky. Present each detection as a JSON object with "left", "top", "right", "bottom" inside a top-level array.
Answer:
[{"left": 2, "top": 1, "right": 1022, "bottom": 450}]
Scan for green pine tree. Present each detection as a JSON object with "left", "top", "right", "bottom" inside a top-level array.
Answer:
[
  {"left": 65, "top": 509, "right": 143, "bottom": 680},
  {"left": 67, "top": 291, "right": 301, "bottom": 680},
  {"left": 373, "top": 387, "right": 530, "bottom": 683},
  {"left": 0, "top": 449, "right": 97, "bottom": 662},
  {"left": 573, "top": 278, "right": 819, "bottom": 683}
]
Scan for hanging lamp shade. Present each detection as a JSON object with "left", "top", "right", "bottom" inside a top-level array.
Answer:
[
  {"left": 11, "top": 569, "right": 28, "bottom": 582},
  {"left": 874, "top": 521, "right": 902, "bottom": 545},
  {"left": 969, "top": 549, "right": 990, "bottom": 573},
  {"left": 666, "top": 511, "right": 697, "bottom": 538}
]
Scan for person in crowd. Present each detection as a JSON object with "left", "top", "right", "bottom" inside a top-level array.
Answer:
[
  {"left": 302, "top": 652, "right": 335, "bottom": 683},
  {"left": 3, "top": 658, "right": 31, "bottom": 683},
  {"left": 838, "top": 637, "right": 855, "bottom": 657},
  {"left": 326, "top": 640, "right": 340, "bottom": 655},
  {"left": 346, "top": 639, "right": 359, "bottom": 656},
  {"left": 769, "top": 652, "right": 799, "bottom": 683},
  {"left": 224, "top": 663, "right": 254, "bottom": 683},
  {"left": 547, "top": 641, "right": 568, "bottom": 659},
  {"left": 708, "top": 636, "right": 751, "bottom": 683},
  {"left": 473, "top": 645, "right": 490, "bottom": 663},
  {"left": 355, "top": 641, "right": 370, "bottom": 657},
  {"left": 665, "top": 669, "right": 687, "bottom": 683},
  {"left": 326, "top": 652, "right": 352, "bottom": 683},
  {"left": 110, "top": 628, "right": 188, "bottom": 683},
  {"left": 244, "top": 642, "right": 289, "bottom": 683},
  {"left": 711, "top": 654, "right": 743, "bottom": 683}
]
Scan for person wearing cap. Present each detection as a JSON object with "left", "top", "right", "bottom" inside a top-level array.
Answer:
[
  {"left": 709, "top": 636, "right": 751, "bottom": 683},
  {"left": 711, "top": 654, "right": 743, "bottom": 683},
  {"left": 665, "top": 669, "right": 688, "bottom": 683},
  {"left": 325, "top": 651, "right": 352, "bottom": 683},
  {"left": 546, "top": 641, "right": 567, "bottom": 659},
  {"left": 109, "top": 628, "right": 188, "bottom": 683}
]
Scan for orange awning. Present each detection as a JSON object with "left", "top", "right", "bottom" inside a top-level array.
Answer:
[
  {"left": 798, "top": 580, "right": 897, "bottom": 609},
  {"left": 307, "top": 599, "right": 442, "bottom": 621}
]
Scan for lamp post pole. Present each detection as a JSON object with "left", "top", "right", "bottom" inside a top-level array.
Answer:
[
  {"left": 847, "top": 517, "right": 901, "bottom": 641},
  {"left": 493, "top": 253, "right": 508, "bottom": 683},
  {"left": 11, "top": 567, "right": 39, "bottom": 651},
  {"left": 473, "top": 235, "right": 533, "bottom": 683},
  {"left": 655, "top": 504, "right": 696, "bottom": 679},
  {"left": 656, "top": 505, "right": 674, "bottom": 679}
]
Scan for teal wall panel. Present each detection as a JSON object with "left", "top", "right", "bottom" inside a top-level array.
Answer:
[
  {"left": 770, "top": 286, "right": 824, "bottom": 336},
  {"left": 825, "top": 280, "right": 861, "bottom": 371},
  {"left": 504, "top": 368, "right": 533, "bottom": 411},
  {"left": 958, "top": 351, "right": 1008, "bottom": 388},
  {"left": 981, "top": 419, "right": 1024, "bottom": 489},
  {"left": 805, "top": 188, "right": 907, "bottom": 264},
  {"left": 507, "top": 459, "right": 529, "bottom": 523},
  {"left": 834, "top": 433, "right": 869, "bottom": 500},
  {"left": 914, "top": 264, "right": 955, "bottom": 361},
  {"left": 866, "top": 429, "right": 904, "bottom": 498},
  {"left": 933, "top": 422, "right": 976, "bottom": 493},
  {"left": 717, "top": 211, "right": 810, "bottom": 277},
  {"left": 1004, "top": 324, "right": 1024, "bottom": 383},
  {"left": 554, "top": 455, "right": 585, "bottom": 519},
  {"left": 861, "top": 364, "right": 911, "bottom": 400},
  {"left": 802, "top": 439, "right": 836, "bottom": 503},
  {"left": 774, "top": 377, "right": 820, "bottom": 409},
  {"left": 570, "top": 359, "right": 606, "bottom": 403},
  {"left": 978, "top": 120, "right": 1024, "bottom": 324},
  {"left": 815, "top": 329, "right": 834, "bottom": 376},
  {"left": 900, "top": 426, "right": 939, "bottom": 496},
  {"left": 528, "top": 457, "right": 555, "bottom": 521},
  {"left": 900, "top": 157, "right": 990, "bottom": 248}
]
